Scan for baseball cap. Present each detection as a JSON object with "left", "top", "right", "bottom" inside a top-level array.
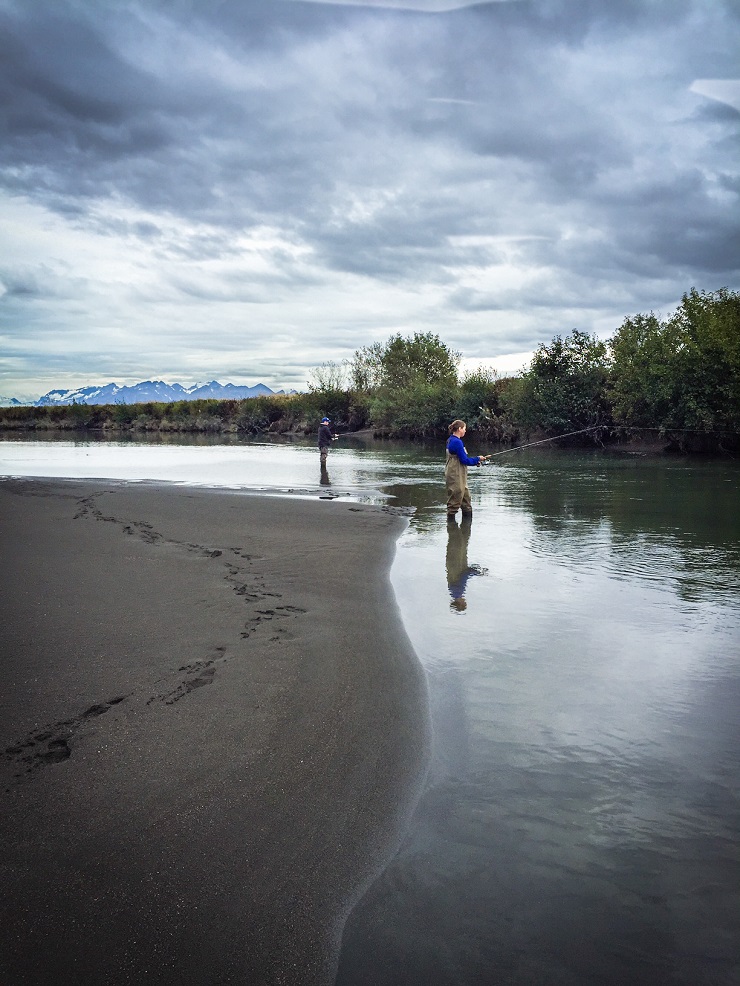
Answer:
[{"left": 321, "top": 417, "right": 330, "bottom": 423}]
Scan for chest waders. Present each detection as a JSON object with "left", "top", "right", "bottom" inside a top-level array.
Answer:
[{"left": 445, "top": 450, "right": 473, "bottom": 517}]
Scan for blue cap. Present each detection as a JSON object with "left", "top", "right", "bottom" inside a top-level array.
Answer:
[{"left": 321, "top": 417, "right": 330, "bottom": 423}]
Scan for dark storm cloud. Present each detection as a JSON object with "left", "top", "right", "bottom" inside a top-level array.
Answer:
[
  {"left": 0, "top": 2, "right": 298, "bottom": 223},
  {"left": 0, "top": 7, "right": 170, "bottom": 159},
  {"left": 1, "top": 0, "right": 735, "bottom": 231}
]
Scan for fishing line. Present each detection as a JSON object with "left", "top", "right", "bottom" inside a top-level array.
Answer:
[
  {"left": 482, "top": 424, "right": 740, "bottom": 459},
  {"left": 484, "top": 426, "right": 602, "bottom": 458}
]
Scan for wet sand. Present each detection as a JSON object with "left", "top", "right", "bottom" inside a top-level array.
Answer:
[{"left": 0, "top": 478, "right": 430, "bottom": 985}]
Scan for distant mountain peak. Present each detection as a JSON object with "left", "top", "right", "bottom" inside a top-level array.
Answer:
[{"left": 15, "top": 379, "right": 284, "bottom": 407}]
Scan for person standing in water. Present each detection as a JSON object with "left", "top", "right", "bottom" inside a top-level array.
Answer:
[
  {"left": 445, "top": 419, "right": 488, "bottom": 519},
  {"left": 318, "top": 416, "right": 337, "bottom": 464}
]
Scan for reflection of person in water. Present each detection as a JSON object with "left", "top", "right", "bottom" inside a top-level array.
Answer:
[{"left": 446, "top": 516, "right": 488, "bottom": 612}]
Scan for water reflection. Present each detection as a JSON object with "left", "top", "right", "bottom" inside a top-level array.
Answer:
[
  {"left": 0, "top": 429, "right": 251, "bottom": 446},
  {"left": 445, "top": 517, "right": 488, "bottom": 612},
  {"left": 338, "top": 451, "right": 740, "bottom": 986},
  {"left": 488, "top": 456, "right": 740, "bottom": 605}
]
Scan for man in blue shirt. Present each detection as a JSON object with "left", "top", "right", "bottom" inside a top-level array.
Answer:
[{"left": 445, "top": 419, "right": 488, "bottom": 519}]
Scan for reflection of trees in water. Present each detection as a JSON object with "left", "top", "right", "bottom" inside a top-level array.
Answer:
[
  {"left": 383, "top": 482, "right": 441, "bottom": 532},
  {"left": 3, "top": 430, "right": 253, "bottom": 447},
  {"left": 495, "top": 457, "right": 740, "bottom": 603}
]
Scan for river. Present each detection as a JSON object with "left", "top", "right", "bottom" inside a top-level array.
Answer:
[{"left": 2, "top": 434, "right": 739, "bottom": 985}]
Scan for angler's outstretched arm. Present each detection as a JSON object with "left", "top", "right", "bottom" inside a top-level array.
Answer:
[{"left": 448, "top": 435, "right": 487, "bottom": 466}]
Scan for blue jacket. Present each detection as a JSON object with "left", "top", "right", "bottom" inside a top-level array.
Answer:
[{"left": 446, "top": 435, "right": 480, "bottom": 466}]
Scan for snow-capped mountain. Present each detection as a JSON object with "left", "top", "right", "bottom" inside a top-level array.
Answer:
[
  {"left": 185, "top": 381, "right": 276, "bottom": 401},
  {"left": 0, "top": 396, "right": 24, "bottom": 408},
  {"left": 24, "top": 380, "right": 286, "bottom": 407}
]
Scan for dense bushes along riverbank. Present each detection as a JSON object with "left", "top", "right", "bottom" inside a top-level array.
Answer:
[{"left": 3, "top": 289, "right": 738, "bottom": 453}]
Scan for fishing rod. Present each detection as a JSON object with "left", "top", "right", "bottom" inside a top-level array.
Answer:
[
  {"left": 481, "top": 425, "right": 603, "bottom": 459},
  {"left": 480, "top": 422, "right": 740, "bottom": 459}
]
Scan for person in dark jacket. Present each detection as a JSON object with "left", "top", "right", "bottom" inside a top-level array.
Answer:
[
  {"left": 318, "top": 417, "right": 336, "bottom": 463},
  {"left": 445, "top": 419, "right": 488, "bottom": 518}
]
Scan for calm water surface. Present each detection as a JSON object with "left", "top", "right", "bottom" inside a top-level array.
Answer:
[
  {"left": 2, "top": 436, "right": 739, "bottom": 985},
  {"left": 342, "top": 449, "right": 740, "bottom": 986}
]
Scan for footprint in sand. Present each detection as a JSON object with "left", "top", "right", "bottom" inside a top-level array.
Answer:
[{"left": 3, "top": 695, "right": 128, "bottom": 787}]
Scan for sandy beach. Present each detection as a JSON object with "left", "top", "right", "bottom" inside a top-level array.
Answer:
[{"left": 0, "top": 478, "right": 430, "bottom": 985}]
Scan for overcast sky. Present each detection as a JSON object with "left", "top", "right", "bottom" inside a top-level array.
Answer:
[{"left": 1, "top": 0, "right": 738, "bottom": 398}]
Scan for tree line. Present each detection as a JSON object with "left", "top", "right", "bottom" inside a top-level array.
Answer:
[
  {"left": 309, "top": 287, "right": 739, "bottom": 450},
  {"left": 2, "top": 288, "right": 737, "bottom": 452}
]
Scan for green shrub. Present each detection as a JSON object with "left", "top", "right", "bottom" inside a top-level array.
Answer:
[
  {"left": 505, "top": 330, "right": 612, "bottom": 434},
  {"left": 369, "top": 381, "right": 456, "bottom": 438},
  {"left": 455, "top": 368, "right": 502, "bottom": 428},
  {"left": 609, "top": 313, "right": 682, "bottom": 430},
  {"left": 610, "top": 288, "right": 740, "bottom": 434},
  {"left": 350, "top": 331, "right": 460, "bottom": 392},
  {"left": 111, "top": 403, "right": 136, "bottom": 426}
]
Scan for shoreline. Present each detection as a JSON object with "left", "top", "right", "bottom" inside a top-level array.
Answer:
[
  {"left": 2, "top": 427, "right": 737, "bottom": 460},
  {"left": 0, "top": 478, "right": 431, "bottom": 984}
]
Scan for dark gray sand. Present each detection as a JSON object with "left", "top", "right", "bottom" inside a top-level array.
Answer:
[{"left": 0, "top": 478, "right": 430, "bottom": 985}]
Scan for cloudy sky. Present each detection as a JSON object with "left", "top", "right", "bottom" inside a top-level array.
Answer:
[{"left": 1, "top": 0, "right": 738, "bottom": 398}]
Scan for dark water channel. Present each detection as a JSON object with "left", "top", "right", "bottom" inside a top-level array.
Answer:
[{"left": 2, "top": 437, "right": 739, "bottom": 984}]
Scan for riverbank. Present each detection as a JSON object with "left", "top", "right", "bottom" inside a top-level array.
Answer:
[
  {"left": 3, "top": 422, "right": 737, "bottom": 457},
  {"left": 0, "top": 478, "right": 430, "bottom": 985}
]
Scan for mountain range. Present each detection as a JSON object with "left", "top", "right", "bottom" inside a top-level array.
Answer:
[{"left": 0, "top": 380, "right": 294, "bottom": 408}]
